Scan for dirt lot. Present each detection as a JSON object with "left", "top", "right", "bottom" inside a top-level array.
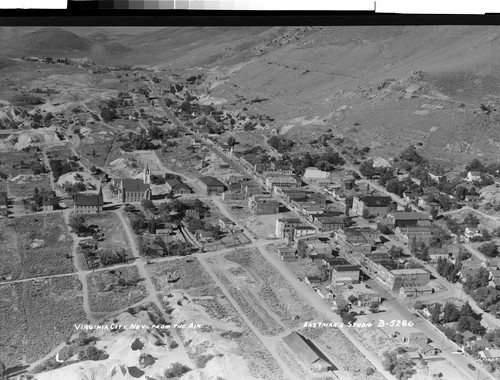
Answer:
[
  {"left": 82, "top": 211, "right": 132, "bottom": 256},
  {"left": 229, "top": 206, "right": 300, "bottom": 238},
  {"left": 0, "top": 275, "right": 85, "bottom": 367},
  {"left": 224, "top": 248, "right": 318, "bottom": 329},
  {"left": 0, "top": 213, "right": 74, "bottom": 281},
  {"left": 147, "top": 257, "right": 287, "bottom": 379},
  {"left": 87, "top": 266, "right": 149, "bottom": 313},
  {"left": 155, "top": 138, "right": 205, "bottom": 179}
]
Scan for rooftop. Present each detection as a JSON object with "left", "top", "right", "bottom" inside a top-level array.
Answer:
[
  {"left": 358, "top": 196, "right": 392, "bottom": 207},
  {"left": 391, "top": 268, "right": 429, "bottom": 275},
  {"left": 75, "top": 194, "right": 102, "bottom": 207},
  {"left": 119, "top": 178, "right": 150, "bottom": 192},
  {"left": 199, "top": 176, "right": 225, "bottom": 187},
  {"left": 388, "top": 212, "right": 429, "bottom": 220}
]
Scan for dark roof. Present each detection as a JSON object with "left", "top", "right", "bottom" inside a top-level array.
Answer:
[
  {"left": 332, "top": 265, "right": 360, "bottom": 272},
  {"left": 359, "top": 196, "right": 392, "bottom": 207},
  {"left": 119, "top": 179, "right": 150, "bottom": 192},
  {"left": 166, "top": 179, "right": 190, "bottom": 192},
  {"left": 282, "top": 332, "right": 332, "bottom": 368},
  {"left": 389, "top": 212, "right": 429, "bottom": 221},
  {"left": 316, "top": 216, "right": 345, "bottom": 224},
  {"left": 199, "top": 176, "right": 225, "bottom": 187},
  {"left": 75, "top": 194, "right": 102, "bottom": 207},
  {"left": 0, "top": 192, "right": 7, "bottom": 203}
]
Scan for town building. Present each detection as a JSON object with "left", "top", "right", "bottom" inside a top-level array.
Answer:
[
  {"left": 74, "top": 192, "right": 103, "bottom": 214},
  {"left": 305, "top": 276, "right": 322, "bottom": 286},
  {"left": 278, "top": 247, "right": 298, "bottom": 261},
  {"left": 292, "top": 225, "right": 317, "bottom": 240},
  {"left": 401, "top": 332, "right": 429, "bottom": 348},
  {"left": 275, "top": 218, "right": 302, "bottom": 238},
  {"left": 282, "top": 332, "right": 334, "bottom": 373},
  {"left": 219, "top": 217, "right": 235, "bottom": 230},
  {"left": 386, "top": 212, "right": 431, "bottom": 228},
  {"left": 386, "top": 268, "right": 431, "bottom": 291},
  {"left": 114, "top": 178, "right": 152, "bottom": 203},
  {"left": 165, "top": 179, "right": 191, "bottom": 195},
  {"left": 248, "top": 194, "right": 280, "bottom": 215},
  {"left": 479, "top": 349, "right": 500, "bottom": 361},
  {"left": 265, "top": 175, "right": 301, "bottom": 191},
  {"left": 395, "top": 226, "right": 432, "bottom": 249},
  {"left": 304, "top": 167, "right": 332, "bottom": 180},
  {"left": 313, "top": 215, "right": 347, "bottom": 233},
  {"left": 341, "top": 176, "right": 355, "bottom": 190},
  {"left": 399, "top": 286, "right": 433, "bottom": 299},
  {"left": 195, "top": 230, "right": 215, "bottom": 242},
  {"left": 331, "top": 265, "right": 361, "bottom": 286},
  {"left": 271, "top": 161, "right": 293, "bottom": 172},
  {"left": 199, "top": 176, "right": 226, "bottom": 195},
  {"left": 352, "top": 195, "right": 393, "bottom": 217}
]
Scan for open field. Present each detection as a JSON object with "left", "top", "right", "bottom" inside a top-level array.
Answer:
[
  {"left": 87, "top": 266, "right": 148, "bottom": 313},
  {"left": 155, "top": 138, "right": 205, "bottom": 178},
  {"left": 0, "top": 213, "right": 74, "bottom": 281},
  {"left": 8, "top": 174, "right": 52, "bottom": 198},
  {"left": 225, "top": 248, "right": 318, "bottom": 328},
  {"left": 0, "top": 275, "right": 85, "bottom": 367},
  {"left": 46, "top": 146, "right": 75, "bottom": 161}
]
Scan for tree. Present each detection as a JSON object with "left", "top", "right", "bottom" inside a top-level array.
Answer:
[
  {"left": 443, "top": 301, "right": 461, "bottom": 323},
  {"left": 465, "top": 158, "right": 486, "bottom": 173},
  {"left": 463, "top": 212, "right": 480, "bottom": 228},
  {"left": 388, "top": 245, "right": 404, "bottom": 259},
  {"left": 431, "top": 302, "right": 442, "bottom": 324},
  {"left": 359, "top": 159, "right": 377, "bottom": 178},
  {"left": 227, "top": 136, "right": 236, "bottom": 147},
  {"left": 369, "top": 301, "right": 380, "bottom": 313},
  {"left": 0, "top": 360, "right": 5, "bottom": 377},
  {"left": 478, "top": 242, "right": 499, "bottom": 258},
  {"left": 69, "top": 215, "right": 86, "bottom": 233},
  {"left": 348, "top": 295, "right": 358, "bottom": 304},
  {"left": 141, "top": 199, "right": 155, "bottom": 210}
]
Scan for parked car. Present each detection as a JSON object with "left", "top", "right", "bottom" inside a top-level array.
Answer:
[
  {"left": 297, "top": 278, "right": 302, "bottom": 282},
  {"left": 365, "top": 284, "right": 371, "bottom": 289},
  {"left": 347, "top": 285, "right": 353, "bottom": 289},
  {"left": 468, "top": 364, "right": 476, "bottom": 371}
]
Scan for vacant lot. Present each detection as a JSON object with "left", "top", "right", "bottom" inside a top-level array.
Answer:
[
  {"left": 87, "top": 266, "right": 148, "bottom": 313},
  {"left": 46, "top": 147, "right": 75, "bottom": 161},
  {"left": 156, "top": 138, "right": 204, "bottom": 178},
  {"left": 0, "top": 213, "right": 74, "bottom": 281},
  {"left": 76, "top": 136, "right": 121, "bottom": 168},
  {"left": 225, "top": 248, "right": 317, "bottom": 329},
  {"left": 0, "top": 150, "right": 44, "bottom": 176},
  {"left": 0, "top": 275, "right": 85, "bottom": 367},
  {"left": 8, "top": 174, "right": 52, "bottom": 198},
  {"left": 147, "top": 258, "right": 213, "bottom": 291},
  {"left": 82, "top": 212, "right": 132, "bottom": 256}
]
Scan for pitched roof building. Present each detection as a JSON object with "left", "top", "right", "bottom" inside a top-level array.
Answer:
[{"left": 282, "top": 332, "right": 334, "bottom": 373}]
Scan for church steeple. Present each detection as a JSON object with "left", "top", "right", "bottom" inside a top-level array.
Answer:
[{"left": 143, "top": 163, "right": 151, "bottom": 184}]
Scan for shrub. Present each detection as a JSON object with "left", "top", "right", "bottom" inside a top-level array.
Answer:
[
  {"left": 366, "top": 367, "right": 375, "bottom": 375},
  {"left": 196, "top": 354, "right": 215, "bottom": 368},
  {"left": 169, "top": 340, "right": 179, "bottom": 349},
  {"left": 164, "top": 363, "right": 191, "bottom": 378}
]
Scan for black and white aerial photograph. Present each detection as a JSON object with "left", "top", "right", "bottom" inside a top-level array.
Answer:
[{"left": 1, "top": 25, "right": 500, "bottom": 380}]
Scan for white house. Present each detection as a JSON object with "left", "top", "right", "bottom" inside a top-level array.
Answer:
[
  {"left": 466, "top": 171, "right": 481, "bottom": 182},
  {"left": 304, "top": 167, "right": 332, "bottom": 180}
]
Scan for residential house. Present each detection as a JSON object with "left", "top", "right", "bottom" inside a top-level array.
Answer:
[
  {"left": 195, "top": 230, "right": 215, "bottom": 242},
  {"left": 305, "top": 276, "right": 322, "bottom": 286},
  {"left": 480, "top": 349, "right": 500, "bottom": 361},
  {"left": 331, "top": 265, "right": 361, "bottom": 286},
  {"left": 199, "top": 176, "right": 226, "bottom": 195},
  {"left": 352, "top": 196, "right": 393, "bottom": 217},
  {"left": 222, "top": 191, "right": 245, "bottom": 201},
  {"left": 386, "top": 268, "right": 431, "bottom": 291},
  {"left": 165, "top": 179, "right": 191, "bottom": 195},
  {"left": 114, "top": 178, "right": 151, "bottom": 203},
  {"left": 462, "top": 331, "right": 476, "bottom": 343},
  {"left": 219, "top": 217, "right": 235, "bottom": 231},
  {"left": 429, "top": 252, "right": 450, "bottom": 263},
  {"left": 305, "top": 241, "right": 333, "bottom": 260},
  {"left": 74, "top": 193, "right": 103, "bottom": 214},
  {"left": 341, "top": 176, "right": 355, "bottom": 190},
  {"left": 191, "top": 137, "right": 202, "bottom": 147},
  {"left": 461, "top": 227, "right": 483, "bottom": 243},
  {"left": 472, "top": 339, "right": 493, "bottom": 351},
  {"left": 465, "top": 193, "right": 480, "bottom": 203},
  {"left": 467, "top": 171, "right": 482, "bottom": 182},
  {"left": 271, "top": 161, "right": 293, "bottom": 172},
  {"left": 275, "top": 218, "right": 302, "bottom": 238},
  {"left": 279, "top": 247, "right": 298, "bottom": 261},
  {"left": 282, "top": 332, "right": 334, "bottom": 373},
  {"left": 185, "top": 209, "right": 200, "bottom": 220},
  {"left": 399, "top": 286, "right": 433, "bottom": 299},
  {"left": 357, "top": 293, "right": 382, "bottom": 307}
]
